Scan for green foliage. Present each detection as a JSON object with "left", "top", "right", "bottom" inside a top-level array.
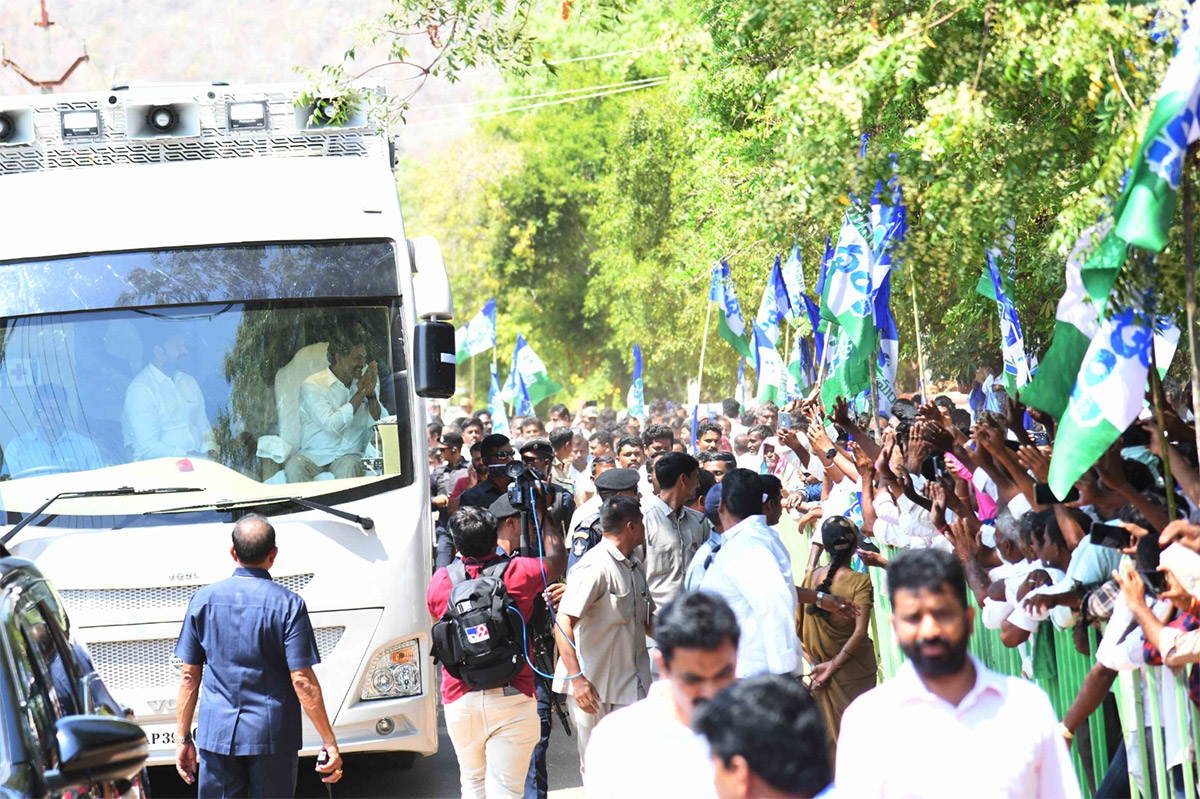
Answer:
[{"left": 376, "top": 0, "right": 1197, "bottom": 405}]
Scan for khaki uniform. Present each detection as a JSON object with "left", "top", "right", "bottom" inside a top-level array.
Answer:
[
  {"left": 554, "top": 538, "right": 653, "bottom": 773},
  {"left": 638, "top": 495, "right": 711, "bottom": 615}
]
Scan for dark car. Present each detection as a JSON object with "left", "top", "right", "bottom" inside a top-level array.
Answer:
[{"left": 0, "top": 556, "right": 149, "bottom": 798}]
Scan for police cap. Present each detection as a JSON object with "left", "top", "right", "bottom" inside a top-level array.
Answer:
[
  {"left": 519, "top": 438, "right": 555, "bottom": 461},
  {"left": 594, "top": 468, "right": 640, "bottom": 494}
]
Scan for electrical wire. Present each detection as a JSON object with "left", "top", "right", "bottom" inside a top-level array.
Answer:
[
  {"left": 401, "top": 78, "right": 667, "bottom": 128},
  {"left": 546, "top": 45, "right": 662, "bottom": 64},
  {"left": 412, "top": 75, "right": 668, "bottom": 111}
]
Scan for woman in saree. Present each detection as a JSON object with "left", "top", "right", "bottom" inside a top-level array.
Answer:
[{"left": 800, "top": 515, "right": 877, "bottom": 752}]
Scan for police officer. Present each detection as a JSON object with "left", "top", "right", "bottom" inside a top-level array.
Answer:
[
  {"left": 567, "top": 468, "right": 641, "bottom": 573},
  {"left": 519, "top": 438, "right": 575, "bottom": 536},
  {"left": 553, "top": 495, "right": 654, "bottom": 781},
  {"left": 174, "top": 514, "right": 343, "bottom": 798}
]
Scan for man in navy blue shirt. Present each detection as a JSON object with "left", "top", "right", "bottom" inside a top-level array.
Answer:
[{"left": 174, "top": 514, "right": 343, "bottom": 798}]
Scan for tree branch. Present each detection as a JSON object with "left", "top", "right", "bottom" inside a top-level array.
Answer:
[{"left": 1108, "top": 45, "right": 1138, "bottom": 114}]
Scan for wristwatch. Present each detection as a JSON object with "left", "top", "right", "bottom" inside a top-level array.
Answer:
[
  {"left": 825, "top": 447, "right": 837, "bottom": 461},
  {"left": 816, "top": 590, "right": 827, "bottom": 605}
]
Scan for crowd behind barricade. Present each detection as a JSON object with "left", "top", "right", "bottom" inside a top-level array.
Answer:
[{"left": 421, "top": 375, "right": 1200, "bottom": 799}]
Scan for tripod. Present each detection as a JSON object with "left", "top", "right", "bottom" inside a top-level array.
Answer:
[{"left": 519, "top": 499, "right": 573, "bottom": 736}]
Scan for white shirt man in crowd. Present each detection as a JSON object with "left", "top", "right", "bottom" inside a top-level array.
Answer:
[
  {"left": 837, "top": 548, "right": 1080, "bottom": 798},
  {"left": 286, "top": 335, "right": 381, "bottom": 483},
  {"left": 698, "top": 468, "right": 799, "bottom": 677},
  {"left": 585, "top": 591, "right": 739, "bottom": 799},
  {"left": 123, "top": 330, "right": 215, "bottom": 461}
]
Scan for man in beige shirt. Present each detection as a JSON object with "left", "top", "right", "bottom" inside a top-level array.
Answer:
[
  {"left": 554, "top": 495, "right": 654, "bottom": 777},
  {"left": 640, "top": 452, "right": 710, "bottom": 615}
]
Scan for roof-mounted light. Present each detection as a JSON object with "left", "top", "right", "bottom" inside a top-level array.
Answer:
[
  {"left": 61, "top": 109, "right": 101, "bottom": 139},
  {"left": 227, "top": 101, "right": 268, "bottom": 131}
]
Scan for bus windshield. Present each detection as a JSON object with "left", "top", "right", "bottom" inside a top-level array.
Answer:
[{"left": 0, "top": 244, "right": 414, "bottom": 520}]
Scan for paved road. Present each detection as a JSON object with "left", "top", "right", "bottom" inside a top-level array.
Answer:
[{"left": 150, "top": 703, "right": 584, "bottom": 798}]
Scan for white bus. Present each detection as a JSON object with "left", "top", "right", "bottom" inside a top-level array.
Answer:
[{"left": 0, "top": 84, "right": 457, "bottom": 766}]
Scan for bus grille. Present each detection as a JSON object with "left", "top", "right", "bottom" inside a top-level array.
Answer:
[
  {"left": 87, "top": 626, "right": 345, "bottom": 693},
  {"left": 60, "top": 573, "right": 313, "bottom": 615}
]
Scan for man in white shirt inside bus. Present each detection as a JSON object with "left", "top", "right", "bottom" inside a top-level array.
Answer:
[
  {"left": 4, "top": 384, "right": 103, "bottom": 478},
  {"left": 123, "top": 329, "right": 216, "bottom": 461},
  {"left": 286, "top": 333, "right": 381, "bottom": 483}
]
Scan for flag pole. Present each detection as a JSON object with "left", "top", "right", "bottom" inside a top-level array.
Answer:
[
  {"left": 1148, "top": 343, "right": 1178, "bottom": 521},
  {"left": 909, "top": 275, "right": 928, "bottom": 403},
  {"left": 1184, "top": 146, "right": 1200, "bottom": 462},
  {"left": 697, "top": 298, "right": 715, "bottom": 407},
  {"left": 869, "top": 344, "right": 883, "bottom": 442}
]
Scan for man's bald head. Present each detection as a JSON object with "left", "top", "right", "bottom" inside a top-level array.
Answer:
[{"left": 232, "top": 513, "right": 277, "bottom": 566}]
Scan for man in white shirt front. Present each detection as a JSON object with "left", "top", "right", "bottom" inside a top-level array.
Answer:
[
  {"left": 286, "top": 335, "right": 381, "bottom": 482},
  {"left": 837, "top": 548, "right": 1080, "bottom": 798},
  {"left": 699, "top": 468, "right": 798, "bottom": 677},
  {"left": 585, "top": 591, "right": 739, "bottom": 799},
  {"left": 123, "top": 331, "right": 215, "bottom": 461}
]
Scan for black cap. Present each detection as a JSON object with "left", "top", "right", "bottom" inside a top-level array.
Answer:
[
  {"left": 594, "top": 468, "right": 640, "bottom": 494},
  {"left": 821, "top": 516, "right": 859, "bottom": 553},
  {"left": 488, "top": 495, "right": 520, "bottom": 520},
  {"left": 519, "top": 438, "right": 555, "bottom": 460}
]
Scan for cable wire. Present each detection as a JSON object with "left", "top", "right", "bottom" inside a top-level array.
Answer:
[
  {"left": 412, "top": 75, "right": 668, "bottom": 111},
  {"left": 402, "top": 78, "right": 667, "bottom": 128}
]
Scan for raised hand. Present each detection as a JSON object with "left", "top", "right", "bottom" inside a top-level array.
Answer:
[
  {"left": 1016, "top": 445, "right": 1051, "bottom": 484},
  {"left": 1113, "top": 562, "right": 1147, "bottom": 608},
  {"left": 778, "top": 427, "right": 804, "bottom": 454},
  {"left": 832, "top": 395, "right": 855, "bottom": 430},
  {"left": 857, "top": 548, "right": 890, "bottom": 570},
  {"left": 1160, "top": 520, "right": 1200, "bottom": 554}
]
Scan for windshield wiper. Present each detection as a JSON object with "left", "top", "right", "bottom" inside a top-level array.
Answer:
[
  {"left": 0, "top": 486, "right": 205, "bottom": 548},
  {"left": 145, "top": 495, "right": 374, "bottom": 531}
]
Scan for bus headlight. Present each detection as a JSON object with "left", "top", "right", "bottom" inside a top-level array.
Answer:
[{"left": 360, "top": 639, "right": 421, "bottom": 701}]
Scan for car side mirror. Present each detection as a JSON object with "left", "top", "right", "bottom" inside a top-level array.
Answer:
[
  {"left": 413, "top": 320, "right": 456, "bottom": 399},
  {"left": 43, "top": 715, "right": 148, "bottom": 792}
]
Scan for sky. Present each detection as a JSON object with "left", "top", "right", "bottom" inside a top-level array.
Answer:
[{"left": 0, "top": 0, "right": 487, "bottom": 152}]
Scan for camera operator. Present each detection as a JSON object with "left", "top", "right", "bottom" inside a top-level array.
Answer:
[
  {"left": 426, "top": 505, "right": 566, "bottom": 799},
  {"left": 519, "top": 438, "right": 576, "bottom": 538},
  {"left": 487, "top": 491, "right": 570, "bottom": 799},
  {"left": 459, "top": 434, "right": 517, "bottom": 510}
]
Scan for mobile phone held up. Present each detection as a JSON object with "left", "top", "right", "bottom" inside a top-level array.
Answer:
[
  {"left": 1089, "top": 521, "right": 1131, "bottom": 550},
  {"left": 1139, "top": 569, "right": 1169, "bottom": 597},
  {"left": 1035, "top": 482, "right": 1080, "bottom": 505}
]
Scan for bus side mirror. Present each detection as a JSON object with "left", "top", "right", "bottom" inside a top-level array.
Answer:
[{"left": 413, "top": 320, "right": 456, "bottom": 399}]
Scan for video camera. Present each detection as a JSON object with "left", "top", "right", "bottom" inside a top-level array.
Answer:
[{"left": 505, "top": 461, "right": 544, "bottom": 509}]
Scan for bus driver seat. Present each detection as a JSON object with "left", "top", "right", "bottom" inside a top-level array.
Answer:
[{"left": 256, "top": 342, "right": 336, "bottom": 484}]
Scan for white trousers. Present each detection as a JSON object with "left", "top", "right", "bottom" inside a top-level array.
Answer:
[{"left": 444, "top": 689, "right": 539, "bottom": 799}]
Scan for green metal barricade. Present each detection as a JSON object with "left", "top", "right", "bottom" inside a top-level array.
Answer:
[
  {"left": 783, "top": 520, "right": 1195, "bottom": 798},
  {"left": 861, "top": 545, "right": 1196, "bottom": 799}
]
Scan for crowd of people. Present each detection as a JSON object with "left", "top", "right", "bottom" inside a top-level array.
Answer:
[{"left": 423, "top": 374, "right": 1200, "bottom": 799}]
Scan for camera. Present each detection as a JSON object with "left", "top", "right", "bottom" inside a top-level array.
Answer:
[{"left": 505, "top": 461, "right": 542, "bottom": 509}]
